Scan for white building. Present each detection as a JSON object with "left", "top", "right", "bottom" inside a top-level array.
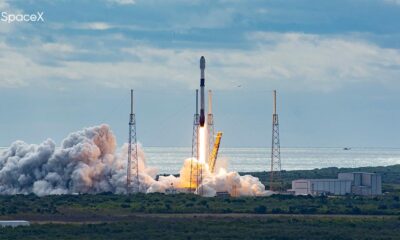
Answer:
[
  {"left": 0, "top": 221, "right": 30, "bottom": 227},
  {"left": 338, "top": 172, "right": 382, "bottom": 195},
  {"left": 291, "top": 172, "right": 382, "bottom": 196},
  {"left": 292, "top": 179, "right": 352, "bottom": 195}
]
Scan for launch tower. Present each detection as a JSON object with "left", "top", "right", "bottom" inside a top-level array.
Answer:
[
  {"left": 207, "top": 90, "right": 215, "bottom": 159},
  {"left": 190, "top": 89, "right": 200, "bottom": 191},
  {"left": 270, "top": 90, "right": 281, "bottom": 191},
  {"left": 127, "top": 89, "right": 139, "bottom": 193}
]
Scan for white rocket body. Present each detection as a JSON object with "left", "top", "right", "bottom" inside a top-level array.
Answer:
[{"left": 199, "top": 56, "right": 206, "bottom": 127}]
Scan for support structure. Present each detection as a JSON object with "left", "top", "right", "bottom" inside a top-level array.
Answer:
[
  {"left": 190, "top": 89, "right": 200, "bottom": 191},
  {"left": 208, "top": 132, "right": 223, "bottom": 173},
  {"left": 207, "top": 90, "right": 215, "bottom": 160},
  {"left": 270, "top": 90, "right": 281, "bottom": 191},
  {"left": 127, "top": 89, "right": 139, "bottom": 193}
]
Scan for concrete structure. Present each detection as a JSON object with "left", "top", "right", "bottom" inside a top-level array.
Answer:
[
  {"left": 338, "top": 172, "right": 382, "bottom": 195},
  {"left": 216, "top": 191, "right": 230, "bottom": 197},
  {"left": 0, "top": 221, "right": 30, "bottom": 227},
  {"left": 291, "top": 172, "right": 382, "bottom": 196}
]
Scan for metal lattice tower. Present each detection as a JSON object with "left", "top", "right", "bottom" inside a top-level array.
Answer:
[
  {"left": 207, "top": 90, "right": 215, "bottom": 160},
  {"left": 270, "top": 90, "right": 281, "bottom": 191},
  {"left": 190, "top": 89, "right": 199, "bottom": 191},
  {"left": 127, "top": 89, "right": 139, "bottom": 193}
]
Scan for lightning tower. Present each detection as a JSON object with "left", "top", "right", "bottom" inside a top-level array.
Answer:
[
  {"left": 207, "top": 90, "right": 215, "bottom": 160},
  {"left": 190, "top": 89, "right": 200, "bottom": 191},
  {"left": 270, "top": 90, "right": 281, "bottom": 191},
  {"left": 127, "top": 89, "right": 139, "bottom": 193}
]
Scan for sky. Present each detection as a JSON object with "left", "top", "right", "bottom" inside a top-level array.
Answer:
[{"left": 0, "top": 0, "right": 399, "bottom": 148}]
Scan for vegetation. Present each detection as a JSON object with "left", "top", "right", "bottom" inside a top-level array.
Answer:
[
  {"left": 1, "top": 191, "right": 400, "bottom": 216},
  {"left": 1, "top": 216, "right": 400, "bottom": 240},
  {"left": 0, "top": 165, "right": 399, "bottom": 218},
  {"left": 1, "top": 165, "right": 400, "bottom": 239}
]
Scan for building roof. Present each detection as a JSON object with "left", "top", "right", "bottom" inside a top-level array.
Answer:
[{"left": 293, "top": 179, "right": 352, "bottom": 182}]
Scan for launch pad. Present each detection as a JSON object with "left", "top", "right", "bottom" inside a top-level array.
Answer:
[
  {"left": 125, "top": 56, "right": 277, "bottom": 197},
  {"left": 189, "top": 56, "right": 223, "bottom": 195}
]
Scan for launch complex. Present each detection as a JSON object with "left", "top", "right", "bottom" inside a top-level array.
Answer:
[{"left": 126, "top": 56, "right": 282, "bottom": 196}]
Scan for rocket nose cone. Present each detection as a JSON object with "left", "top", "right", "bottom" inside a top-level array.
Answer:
[{"left": 200, "top": 56, "right": 205, "bottom": 69}]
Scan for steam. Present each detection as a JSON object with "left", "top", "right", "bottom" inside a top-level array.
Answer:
[{"left": 0, "top": 124, "right": 270, "bottom": 197}]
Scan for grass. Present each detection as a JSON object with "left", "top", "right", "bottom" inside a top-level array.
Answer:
[
  {"left": 1, "top": 216, "right": 400, "bottom": 240},
  {"left": 1, "top": 187, "right": 400, "bottom": 216}
]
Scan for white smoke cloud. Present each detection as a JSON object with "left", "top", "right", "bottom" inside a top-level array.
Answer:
[
  {"left": 0, "top": 124, "right": 269, "bottom": 197},
  {"left": 0, "top": 125, "right": 125, "bottom": 195},
  {"left": 147, "top": 158, "right": 271, "bottom": 197}
]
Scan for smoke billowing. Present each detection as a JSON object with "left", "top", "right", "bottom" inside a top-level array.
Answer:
[{"left": 0, "top": 125, "right": 269, "bottom": 197}]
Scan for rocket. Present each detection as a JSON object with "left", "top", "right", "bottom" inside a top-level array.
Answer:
[{"left": 199, "top": 56, "right": 206, "bottom": 127}]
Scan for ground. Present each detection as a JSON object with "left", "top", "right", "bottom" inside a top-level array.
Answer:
[
  {"left": 1, "top": 215, "right": 400, "bottom": 240},
  {"left": 1, "top": 165, "right": 400, "bottom": 239}
]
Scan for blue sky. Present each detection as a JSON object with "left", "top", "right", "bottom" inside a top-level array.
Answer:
[{"left": 0, "top": 0, "right": 399, "bottom": 147}]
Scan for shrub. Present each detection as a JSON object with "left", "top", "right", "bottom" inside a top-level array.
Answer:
[
  {"left": 378, "top": 204, "right": 388, "bottom": 210},
  {"left": 120, "top": 203, "right": 130, "bottom": 208},
  {"left": 254, "top": 205, "right": 267, "bottom": 214},
  {"left": 271, "top": 208, "right": 284, "bottom": 214},
  {"left": 351, "top": 207, "right": 361, "bottom": 214}
]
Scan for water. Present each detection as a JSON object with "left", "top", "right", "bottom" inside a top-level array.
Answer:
[
  {"left": 143, "top": 147, "right": 400, "bottom": 174},
  {"left": 2, "top": 147, "right": 400, "bottom": 174}
]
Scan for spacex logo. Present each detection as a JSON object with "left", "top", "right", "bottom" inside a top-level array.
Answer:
[{"left": 1, "top": 11, "right": 45, "bottom": 23}]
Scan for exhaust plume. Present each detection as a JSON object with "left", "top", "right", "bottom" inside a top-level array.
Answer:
[{"left": 0, "top": 124, "right": 270, "bottom": 197}]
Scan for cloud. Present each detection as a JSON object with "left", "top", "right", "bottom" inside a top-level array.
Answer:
[
  {"left": 173, "top": 7, "right": 236, "bottom": 29},
  {"left": 0, "top": 31, "right": 399, "bottom": 91},
  {"left": 0, "top": 0, "right": 10, "bottom": 8},
  {"left": 384, "top": 0, "right": 400, "bottom": 5},
  {"left": 107, "top": 0, "right": 136, "bottom": 5},
  {"left": 0, "top": 0, "right": 22, "bottom": 34},
  {"left": 41, "top": 43, "right": 75, "bottom": 53},
  {"left": 244, "top": 32, "right": 400, "bottom": 91},
  {"left": 74, "top": 22, "right": 113, "bottom": 31}
]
